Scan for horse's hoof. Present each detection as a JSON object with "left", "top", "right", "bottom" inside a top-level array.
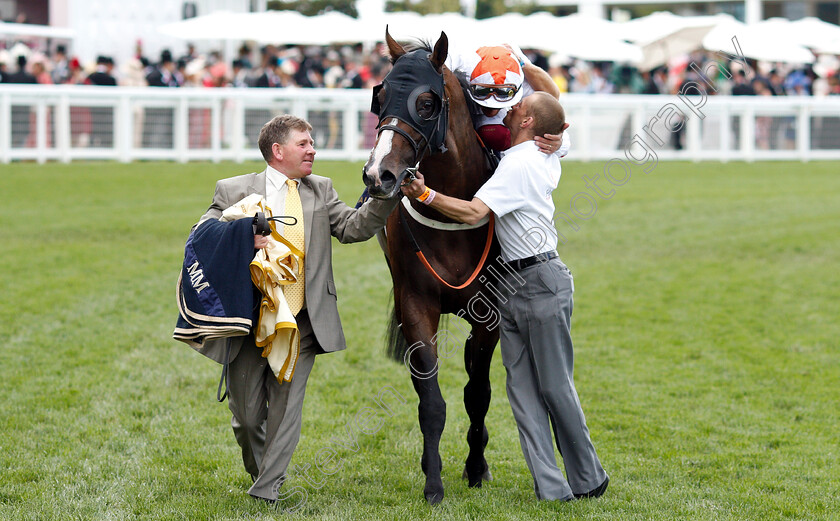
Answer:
[
  {"left": 462, "top": 467, "right": 493, "bottom": 487},
  {"left": 424, "top": 487, "right": 444, "bottom": 505}
]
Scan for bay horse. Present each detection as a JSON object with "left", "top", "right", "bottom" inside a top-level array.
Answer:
[{"left": 362, "top": 29, "right": 504, "bottom": 504}]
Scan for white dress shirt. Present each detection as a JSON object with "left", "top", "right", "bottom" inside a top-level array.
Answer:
[{"left": 265, "top": 165, "right": 301, "bottom": 236}]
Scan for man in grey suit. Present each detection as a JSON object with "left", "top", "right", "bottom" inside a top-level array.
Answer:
[{"left": 193, "top": 114, "right": 398, "bottom": 502}]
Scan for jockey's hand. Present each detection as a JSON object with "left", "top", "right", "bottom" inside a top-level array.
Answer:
[
  {"left": 254, "top": 235, "right": 269, "bottom": 249},
  {"left": 535, "top": 132, "right": 564, "bottom": 156},
  {"left": 400, "top": 171, "right": 427, "bottom": 199}
]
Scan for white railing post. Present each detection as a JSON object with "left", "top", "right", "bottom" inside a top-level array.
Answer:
[
  {"left": 232, "top": 98, "right": 245, "bottom": 163},
  {"left": 0, "top": 92, "right": 8, "bottom": 164},
  {"left": 117, "top": 95, "right": 133, "bottom": 163},
  {"left": 687, "top": 112, "right": 702, "bottom": 162},
  {"left": 720, "top": 102, "right": 731, "bottom": 163},
  {"left": 56, "top": 95, "right": 70, "bottom": 163},
  {"left": 175, "top": 96, "right": 189, "bottom": 163},
  {"left": 35, "top": 100, "right": 47, "bottom": 164},
  {"left": 211, "top": 97, "right": 222, "bottom": 163},
  {"left": 742, "top": 106, "right": 755, "bottom": 163},
  {"left": 797, "top": 102, "right": 810, "bottom": 163},
  {"left": 345, "top": 100, "right": 360, "bottom": 161}
]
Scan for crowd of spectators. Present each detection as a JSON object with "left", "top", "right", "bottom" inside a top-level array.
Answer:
[{"left": 2, "top": 40, "right": 840, "bottom": 97}]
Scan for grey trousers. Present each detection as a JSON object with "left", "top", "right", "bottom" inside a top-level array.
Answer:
[
  {"left": 227, "top": 309, "right": 318, "bottom": 500},
  {"left": 499, "top": 257, "right": 606, "bottom": 500}
]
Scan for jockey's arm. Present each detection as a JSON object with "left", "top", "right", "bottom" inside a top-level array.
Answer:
[
  {"left": 522, "top": 63, "right": 560, "bottom": 99},
  {"left": 401, "top": 173, "right": 491, "bottom": 226}
]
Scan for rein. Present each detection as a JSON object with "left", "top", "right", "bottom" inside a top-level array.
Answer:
[{"left": 398, "top": 197, "right": 495, "bottom": 291}]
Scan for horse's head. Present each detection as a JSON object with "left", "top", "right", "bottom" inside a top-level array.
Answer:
[{"left": 362, "top": 28, "right": 450, "bottom": 199}]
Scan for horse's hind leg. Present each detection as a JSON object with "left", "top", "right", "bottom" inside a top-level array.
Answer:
[
  {"left": 402, "top": 310, "right": 447, "bottom": 505},
  {"left": 462, "top": 323, "right": 497, "bottom": 487}
]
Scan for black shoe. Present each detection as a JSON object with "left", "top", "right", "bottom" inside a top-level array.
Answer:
[{"left": 574, "top": 475, "right": 609, "bottom": 499}]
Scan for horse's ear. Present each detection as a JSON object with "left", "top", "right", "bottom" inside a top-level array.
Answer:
[
  {"left": 430, "top": 31, "right": 449, "bottom": 72},
  {"left": 385, "top": 26, "right": 406, "bottom": 62}
]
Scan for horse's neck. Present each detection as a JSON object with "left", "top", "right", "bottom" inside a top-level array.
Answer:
[{"left": 425, "top": 133, "right": 489, "bottom": 200}]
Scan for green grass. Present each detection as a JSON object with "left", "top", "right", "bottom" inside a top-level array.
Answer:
[{"left": 1, "top": 160, "right": 838, "bottom": 521}]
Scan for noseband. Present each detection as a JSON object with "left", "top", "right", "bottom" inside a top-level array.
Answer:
[{"left": 371, "top": 49, "right": 450, "bottom": 166}]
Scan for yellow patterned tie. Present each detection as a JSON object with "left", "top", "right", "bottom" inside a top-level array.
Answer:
[{"left": 283, "top": 179, "right": 305, "bottom": 315}]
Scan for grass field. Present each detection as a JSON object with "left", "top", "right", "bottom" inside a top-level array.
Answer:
[{"left": 1, "top": 160, "right": 838, "bottom": 521}]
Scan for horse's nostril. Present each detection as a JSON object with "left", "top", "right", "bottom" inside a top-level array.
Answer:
[{"left": 381, "top": 170, "right": 396, "bottom": 189}]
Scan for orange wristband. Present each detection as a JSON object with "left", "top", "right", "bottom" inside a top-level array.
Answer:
[{"left": 416, "top": 187, "right": 432, "bottom": 202}]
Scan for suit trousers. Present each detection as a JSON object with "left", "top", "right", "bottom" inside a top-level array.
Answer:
[
  {"left": 227, "top": 308, "right": 318, "bottom": 500},
  {"left": 499, "top": 257, "right": 606, "bottom": 500}
]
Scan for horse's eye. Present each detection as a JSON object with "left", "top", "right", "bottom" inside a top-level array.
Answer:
[{"left": 417, "top": 98, "right": 438, "bottom": 120}]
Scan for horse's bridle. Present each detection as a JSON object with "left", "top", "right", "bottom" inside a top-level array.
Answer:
[
  {"left": 371, "top": 49, "right": 450, "bottom": 168},
  {"left": 371, "top": 48, "right": 497, "bottom": 291}
]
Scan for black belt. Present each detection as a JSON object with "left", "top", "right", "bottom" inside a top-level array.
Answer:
[{"left": 503, "top": 251, "right": 558, "bottom": 271}]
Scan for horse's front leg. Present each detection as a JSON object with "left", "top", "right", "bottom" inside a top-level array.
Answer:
[
  {"left": 401, "top": 307, "right": 446, "bottom": 505},
  {"left": 462, "top": 322, "right": 498, "bottom": 487}
]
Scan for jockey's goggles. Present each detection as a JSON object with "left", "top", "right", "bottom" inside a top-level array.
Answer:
[{"left": 469, "top": 83, "right": 520, "bottom": 103}]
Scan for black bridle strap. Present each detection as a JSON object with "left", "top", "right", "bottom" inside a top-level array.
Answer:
[{"left": 377, "top": 123, "right": 429, "bottom": 166}]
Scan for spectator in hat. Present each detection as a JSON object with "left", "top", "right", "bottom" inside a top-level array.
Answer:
[
  {"left": 237, "top": 43, "right": 253, "bottom": 69},
  {"left": 254, "top": 56, "right": 281, "bottom": 88},
  {"left": 5, "top": 54, "right": 37, "bottom": 84},
  {"left": 65, "top": 57, "right": 86, "bottom": 85},
  {"left": 86, "top": 56, "right": 117, "bottom": 86},
  {"left": 6, "top": 55, "right": 37, "bottom": 148},
  {"left": 231, "top": 59, "right": 251, "bottom": 88},
  {"left": 143, "top": 50, "right": 179, "bottom": 148},
  {"left": 86, "top": 56, "right": 117, "bottom": 148},
  {"left": 51, "top": 44, "right": 71, "bottom": 84},
  {"left": 146, "top": 49, "right": 180, "bottom": 87},
  {"left": 731, "top": 69, "right": 755, "bottom": 96}
]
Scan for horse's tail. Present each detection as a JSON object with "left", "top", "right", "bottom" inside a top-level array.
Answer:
[{"left": 385, "top": 289, "right": 409, "bottom": 363}]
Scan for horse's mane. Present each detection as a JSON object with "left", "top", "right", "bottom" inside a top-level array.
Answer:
[{"left": 390, "top": 39, "right": 432, "bottom": 62}]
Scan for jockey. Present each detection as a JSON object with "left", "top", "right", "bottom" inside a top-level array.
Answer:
[{"left": 446, "top": 44, "right": 569, "bottom": 157}]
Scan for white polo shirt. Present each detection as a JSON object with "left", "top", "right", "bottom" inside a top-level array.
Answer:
[{"left": 474, "top": 140, "right": 561, "bottom": 262}]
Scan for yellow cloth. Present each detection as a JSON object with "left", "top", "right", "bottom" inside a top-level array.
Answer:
[
  {"left": 220, "top": 194, "right": 303, "bottom": 383},
  {"left": 282, "top": 179, "right": 305, "bottom": 315}
]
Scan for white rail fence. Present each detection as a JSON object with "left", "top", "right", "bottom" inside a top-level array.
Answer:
[{"left": 1, "top": 85, "right": 839, "bottom": 164}]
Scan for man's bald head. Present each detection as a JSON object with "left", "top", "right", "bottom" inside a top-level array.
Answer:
[{"left": 527, "top": 92, "right": 566, "bottom": 138}]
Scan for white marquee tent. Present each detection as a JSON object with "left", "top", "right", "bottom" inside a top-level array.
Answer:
[{"left": 158, "top": 10, "right": 835, "bottom": 67}]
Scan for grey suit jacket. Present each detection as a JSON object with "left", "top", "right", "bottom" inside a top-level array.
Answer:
[{"left": 193, "top": 169, "right": 397, "bottom": 363}]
